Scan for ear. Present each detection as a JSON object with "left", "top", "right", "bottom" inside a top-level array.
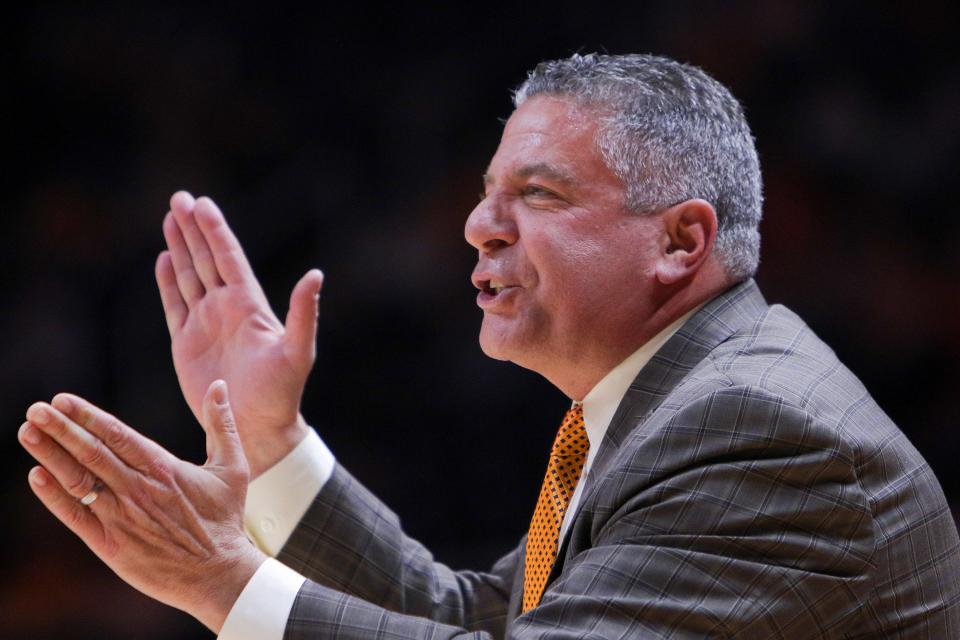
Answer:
[{"left": 655, "top": 199, "right": 718, "bottom": 285}]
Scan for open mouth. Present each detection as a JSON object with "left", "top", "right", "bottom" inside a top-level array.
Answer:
[
  {"left": 476, "top": 279, "right": 518, "bottom": 307},
  {"left": 480, "top": 279, "right": 508, "bottom": 296}
]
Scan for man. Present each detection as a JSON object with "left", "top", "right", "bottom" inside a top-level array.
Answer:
[{"left": 18, "top": 53, "right": 960, "bottom": 638}]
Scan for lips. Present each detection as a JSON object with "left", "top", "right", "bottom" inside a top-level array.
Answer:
[
  {"left": 476, "top": 286, "right": 519, "bottom": 309},
  {"left": 472, "top": 272, "right": 521, "bottom": 310}
]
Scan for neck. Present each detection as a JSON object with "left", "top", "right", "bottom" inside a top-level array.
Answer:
[{"left": 542, "top": 278, "right": 732, "bottom": 400}]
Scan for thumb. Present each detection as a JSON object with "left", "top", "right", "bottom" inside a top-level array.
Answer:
[
  {"left": 201, "top": 380, "right": 246, "bottom": 472},
  {"left": 283, "top": 268, "right": 324, "bottom": 364}
]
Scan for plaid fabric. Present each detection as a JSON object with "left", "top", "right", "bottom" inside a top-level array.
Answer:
[{"left": 277, "top": 279, "right": 960, "bottom": 638}]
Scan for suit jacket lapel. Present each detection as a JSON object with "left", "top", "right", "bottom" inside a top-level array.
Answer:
[{"left": 546, "top": 279, "right": 769, "bottom": 586}]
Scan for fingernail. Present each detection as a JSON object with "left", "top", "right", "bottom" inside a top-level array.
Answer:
[
  {"left": 27, "top": 404, "right": 49, "bottom": 425},
  {"left": 20, "top": 423, "right": 41, "bottom": 445},
  {"left": 213, "top": 381, "right": 228, "bottom": 405},
  {"left": 29, "top": 468, "right": 46, "bottom": 487}
]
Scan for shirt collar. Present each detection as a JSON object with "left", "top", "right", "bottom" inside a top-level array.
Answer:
[{"left": 577, "top": 304, "right": 704, "bottom": 452}]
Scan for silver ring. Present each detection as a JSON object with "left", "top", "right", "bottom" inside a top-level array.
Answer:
[{"left": 80, "top": 481, "right": 104, "bottom": 506}]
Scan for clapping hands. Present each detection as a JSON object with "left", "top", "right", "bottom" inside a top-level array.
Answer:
[{"left": 18, "top": 192, "right": 327, "bottom": 631}]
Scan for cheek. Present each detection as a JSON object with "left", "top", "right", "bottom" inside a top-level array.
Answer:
[
  {"left": 530, "top": 235, "right": 606, "bottom": 298},
  {"left": 541, "top": 238, "right": 652, "bottom": 318}
]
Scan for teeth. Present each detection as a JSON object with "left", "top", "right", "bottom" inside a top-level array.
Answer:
[{"left": 490, "top": 280, "right": 504, "bottom": 294}]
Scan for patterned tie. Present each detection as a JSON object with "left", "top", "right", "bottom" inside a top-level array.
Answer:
[{"left": 522, "top": 404, "right": 589, "bottom": 612}]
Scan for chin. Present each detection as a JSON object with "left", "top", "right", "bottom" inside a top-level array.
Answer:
[
  {"left": 478, "top": 313, "right": 547, "bottom": 367},
  {"left": 478, "top": 333, "right": 513, "bottom": 362},
  {"left": 478, "top": 317, "right": 525, "bottom": 363}
]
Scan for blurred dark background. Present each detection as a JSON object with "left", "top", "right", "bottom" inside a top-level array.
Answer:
[{"left": 2, "top": 2, "right": 958, "bottom": 637}]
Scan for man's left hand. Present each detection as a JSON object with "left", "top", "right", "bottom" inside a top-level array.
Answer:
[{"left": 17, "top": 380, "right": 266, "bottom": 634}]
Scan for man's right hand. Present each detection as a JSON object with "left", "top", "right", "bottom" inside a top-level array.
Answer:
[{"left": 155, "top": 191, "right": 324, "bottom": 478}]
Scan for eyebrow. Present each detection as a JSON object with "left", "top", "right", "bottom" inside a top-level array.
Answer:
[{"left": 483, "top": 162, "right": 578, "bottom": 188}]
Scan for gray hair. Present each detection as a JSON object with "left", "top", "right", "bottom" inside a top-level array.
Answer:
[{"left": 514, "top": 53, "right": 763, "bottom": 280}]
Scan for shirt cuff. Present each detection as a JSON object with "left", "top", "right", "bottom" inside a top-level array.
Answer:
[
  {"left": 217, "top": 558, "right": 306, "bottom": 640},
  {"left": 244, "top": 428, "right": 335, "bottom": 555}
]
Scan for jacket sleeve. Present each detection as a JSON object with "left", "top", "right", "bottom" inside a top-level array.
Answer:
[
  {"left": 279, "top": 386, "right": 878, "bottom": 639},
  {"left": 276, "top": 463, "right": 519, "bottom": 636}
]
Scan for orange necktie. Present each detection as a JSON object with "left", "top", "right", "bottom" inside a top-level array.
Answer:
[{"left": 522, "top": 404, "right": 589, "bottom": 612}]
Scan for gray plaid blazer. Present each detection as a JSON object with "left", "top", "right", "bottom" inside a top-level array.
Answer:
[{"left": 276, "top": 280, "right": 960, "bottom": 638}]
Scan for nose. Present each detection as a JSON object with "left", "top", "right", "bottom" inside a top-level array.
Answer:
[{"left": 464, "top": 195, "right": 518, "bottom": 253}]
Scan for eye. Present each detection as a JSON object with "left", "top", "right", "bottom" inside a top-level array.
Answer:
[{"left": 522, "top": 185, "right": 555, "bottom": 198}]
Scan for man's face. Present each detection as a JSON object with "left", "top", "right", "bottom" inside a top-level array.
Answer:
[{"left": 465, "top": 96, "right": 664, "bottom": 378}]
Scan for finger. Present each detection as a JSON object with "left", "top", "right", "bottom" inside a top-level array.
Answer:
[
  {"left": 28, "top": 466, "right": 106, "bottom": 548},
  {"left": 192, "top": 196, "right": 256, "bottom": 285},
  {"left": 170, "top": 189, "right": 195, "bottom": 212},
  {"left": 171, "top": 195, "right": 225, "bottom": 291},
  {"left": 26, "top": 402, "right": 136, "bottom": 492},
  {"left": 163, "top": 211, "right": 206, "bottom": 307},
  {"left": 47, "top": 394, "right": 171, "bottom": 478},
  {"left": 283, "top": 269, "right": 324, "bottom": 365},
  {"left": 19, "top": 421, "right": 100, "bottom": 500},
  {"left": 155, "top": 251, "right": 188, "bottom": 334},
  {"left": 200, "top": 380, "right": 246, "bottom": 471}
]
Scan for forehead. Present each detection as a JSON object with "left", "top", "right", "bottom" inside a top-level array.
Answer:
[
  {"left": 484, "top": 96, "right": 610, "bottom": 183},
  {"left": 505, "top": 95, "right": 595, "bottom": 137}
]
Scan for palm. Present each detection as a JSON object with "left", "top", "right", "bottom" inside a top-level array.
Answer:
[
  {"left": 155, "top": 193, "right": 322, "bottom": 475},
  {"left": 172, "top": 284, "right": 302, "bottom": 441}
]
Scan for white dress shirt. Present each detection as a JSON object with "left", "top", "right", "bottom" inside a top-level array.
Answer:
[
  {"left": 218, "top": 307, "right": 700, "bottom": 640},
  {"left": 559, "top": 306, "right": 699, "bottom": 542}
]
